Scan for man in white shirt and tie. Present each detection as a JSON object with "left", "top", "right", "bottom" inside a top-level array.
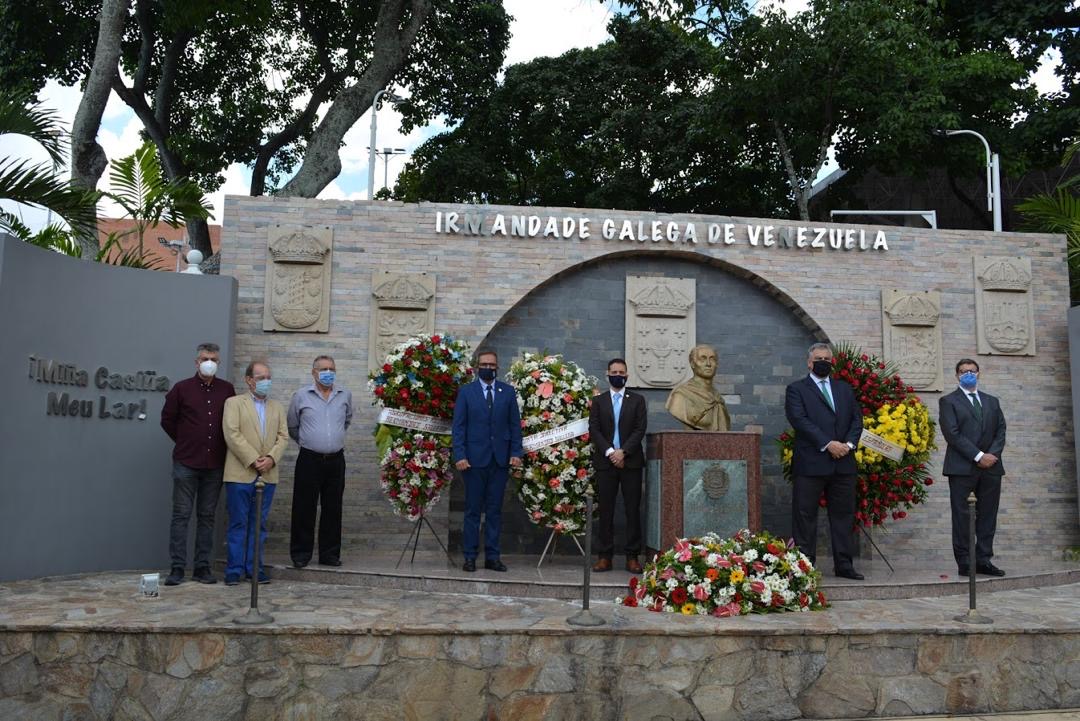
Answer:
[
  {"left": 939, "top": 358, "right": 1007, "bottom": 577},
  {"left": 785, "top": 343, "right": 864, "bottom": 579},
  {"left": 589, "top": 358, "right": 648, "bottom": 574}
]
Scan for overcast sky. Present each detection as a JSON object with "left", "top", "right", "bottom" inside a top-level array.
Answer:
[{"left": 1, "top": 0, "right": 1065, "bottom": 234}]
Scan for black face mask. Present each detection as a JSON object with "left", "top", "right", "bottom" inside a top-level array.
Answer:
[
  {"left": 607, "top": 375, "right": 627, "bottom": 389},
  {"left": 477, "top": 367, "right": 497, "bottom": 382},
  {"left": 812, "top": 360, "right": 832, "bottom": 378}
]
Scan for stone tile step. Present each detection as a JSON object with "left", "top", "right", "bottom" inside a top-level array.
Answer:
[
  {"left": 245, "top": 553, "right": 1080, "bottom": 602},
  {"left": 818, "top": 711, "right": 1080, "bottom": 721}
]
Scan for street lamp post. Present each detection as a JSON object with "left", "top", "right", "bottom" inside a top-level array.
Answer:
[
  {"left": 934, "top": 128, "right": 1002, "bottom": 232},
  {"left": 369, "top": 147, "right": 407, "bottom": 196},
  {"left": 367, "top": 90, "right": 406, "bottom": 200}
]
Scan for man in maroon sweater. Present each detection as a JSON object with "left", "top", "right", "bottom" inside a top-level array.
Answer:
[{"left": 160, "top": 343, "right": 235, "bottom": 585}]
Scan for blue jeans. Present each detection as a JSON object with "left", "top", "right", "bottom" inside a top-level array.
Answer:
[
  {"left": 225, "top": 481, "right": 276, "bottom": 577},
  {"left": 169, "top": 461, "right": 223, "bottom": 569},
  {"left": 462, "top": 461, "right": 508, "bottom": 561}
]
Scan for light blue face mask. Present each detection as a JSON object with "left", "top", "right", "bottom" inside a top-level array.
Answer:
[
  {"left": 317, "top": 370, "right": 335, "bottom": 387},
  {"left": 254, "top": 379, "right": 272, "bottom": 397},
  {"left": 958, "top": 371, "right": 978, "bottom": 390}
]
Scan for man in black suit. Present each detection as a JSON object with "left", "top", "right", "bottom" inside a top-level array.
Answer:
[
  {"left": 785, "top": 343, "right": 864, "bottom": 580},
  {"left": 589, "top": 358, "right": 648, "bottom": 574},
  {"left": 939, "top": 358, "right": 1007, "bottom": 577}
]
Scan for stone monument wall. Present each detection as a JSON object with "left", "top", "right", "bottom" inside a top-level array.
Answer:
[{"left": 220, "top": 198, "right": 1075, "bottom": 564}]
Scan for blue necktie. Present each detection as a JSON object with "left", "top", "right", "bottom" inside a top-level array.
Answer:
[
  {"left": 485, "top": 384, "right": 493, "bottom": 411},
  {"left": 612, "top": 393, "right": 622, "bottom": 449}
]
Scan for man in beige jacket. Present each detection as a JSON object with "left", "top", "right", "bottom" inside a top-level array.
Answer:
[{"left": 223, "top": 361, "right": 289, "bottom": 585}]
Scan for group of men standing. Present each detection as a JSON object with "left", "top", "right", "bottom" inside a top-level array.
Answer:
[
  {"left": 161, "top": 340, "right": 1008, "bottom": 584},
  {"left": 161, "top": 344, "right": 353, "bottom": 586},
  {"left": 449, "top": 351, "right": 650, "bottom": 574},
  {"left": 785, "top": 343, "right": 1007, "bottom": 580}
]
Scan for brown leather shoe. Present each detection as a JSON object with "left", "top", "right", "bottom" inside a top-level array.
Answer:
[
  {"left": 592, "top": 557, "right": 612, "bottom": 572},
  {"left": 625, "top": 557, "right": 643, "bottom": 574}
]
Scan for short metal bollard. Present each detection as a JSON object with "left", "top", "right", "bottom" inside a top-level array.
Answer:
[
  {"left": 567, "top": 494, "right": 605, "bottom": 627},
  {"left": 235, "top": 476, "right": 274, "bottom": 625},
  {"left": 954, "top": 491, "right": 991, "bottom": 625}
]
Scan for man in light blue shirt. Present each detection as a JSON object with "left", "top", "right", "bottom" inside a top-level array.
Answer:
[{"left": 287, "top": 355, "right": 353, "bottom": 568}]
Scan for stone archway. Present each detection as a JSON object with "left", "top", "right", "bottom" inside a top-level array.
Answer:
[{"left": 449, "top": 250, "right": 826, "bottom": 555}]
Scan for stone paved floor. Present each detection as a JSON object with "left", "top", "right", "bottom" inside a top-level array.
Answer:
[
  {"left": 266, "top": 549, "right": 1079, "bottom": 588},
  {"left": 835, "top": 713, "right": 1080, "bottom": 721},
  {"left": 3, "top": 571, "right": 1080, "bottom": 636},
  {"left": 260, "top": 550, "right": 1080, "bottom": 601}
]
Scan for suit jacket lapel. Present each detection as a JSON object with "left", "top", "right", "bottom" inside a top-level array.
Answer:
[
  {"left": 806, "top": 376, "right": 835, "bottom": 415},
  {"left": 954, "top": 388, "right": 982, "bottom": 426},
  {"left": 614, "top": 391, "right": 625, "bottom": 437},
  {"left": 244, "top": 395, "right": 269, "bottom": 448}
]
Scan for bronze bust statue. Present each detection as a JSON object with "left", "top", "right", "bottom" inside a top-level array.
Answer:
[{"left": 665, "top": 344, "right": 731, "bottom": 431}]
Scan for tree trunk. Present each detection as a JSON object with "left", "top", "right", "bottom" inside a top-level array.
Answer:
[
  {"left": 186, "top": 217, "right": 213, "bottom": 259},
  {"left": 280, "top": 0, "right": 434, "bottom": 198},
  {"left": 70, "top": 0, "right": 128, "bottom": 259}
]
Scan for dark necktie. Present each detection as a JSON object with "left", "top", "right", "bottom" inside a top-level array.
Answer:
[
  {"left": 968, "top": 393, "right": 982, "bottom": 421},
  {"left": 485, "top": 384, "right": 493, "bottom": 411}
]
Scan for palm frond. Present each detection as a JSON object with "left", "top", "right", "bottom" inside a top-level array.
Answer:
[
  {"left": 95, "top": 232, "right": 167, "bottom": 270},
  {"left": 0, "top": 91, "right": 68, "bottom": 170},
  {"left": 1016, "top": 191, "right": 1080, "bottom": 253},
  {"left": 0, "top": 158, "right": 99, "bottom": 232}
]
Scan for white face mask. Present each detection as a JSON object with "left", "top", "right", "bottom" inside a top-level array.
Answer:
[{"left": 199, "top": 360, "right": 218, "bottom": 377}]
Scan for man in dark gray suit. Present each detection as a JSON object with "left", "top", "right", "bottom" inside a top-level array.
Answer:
[
  {"left": 939, "top": 358, "right": 1007, "bottom": 577},
  {"left": 785, "top": 342, "right": 864, "bottom": 579}
]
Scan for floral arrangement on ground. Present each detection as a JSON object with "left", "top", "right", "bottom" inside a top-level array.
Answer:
[
  {"left": 507, "top": 352, "right": 598, "bottom": 535},
  {"left": 367, "top": 334, "right": 473, "bottom": 521},
  {"left": 622, "top": 529, "right": 828, "bottom": 616},
  {"left": 777, "top": 342, "right": 936, "bottom": 528}
]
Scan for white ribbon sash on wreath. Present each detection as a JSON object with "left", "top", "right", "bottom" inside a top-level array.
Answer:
[
  {"left": 522, "top": 418, "right": 590, "bottom": 453},
  {"left": 377, "top": 408, "right": 453, "bottom": 435},
  {"left": 858, "top": 429, "right": 905, "bottom": 462}
]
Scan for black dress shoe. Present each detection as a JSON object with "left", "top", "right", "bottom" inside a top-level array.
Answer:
[
  {"left": 462, "top": 559, "right": 476, "bottom": 572},
  {"left": 192, "top": 567, "right": 217, "bottom": 584},
  {"left": 484, "top": 559, "right": 508, "bottom": 572},
  {"left": 835, "top": 568, "right": 864, "bottom": 580},
  {"left": 977, "top": 562, "right": 1005, "bottom": 577},
  {"left": 319, "top": 559, "right": 342, "bottom": 567},
  {"left": 164, "top": 567, "right": 185, "bottom": 586},
  {"left": 957, "top": 566, "right": 970, "bottom": 577},
  {"left": 292, "top": 560, "right": 309, "bottom": 569}
]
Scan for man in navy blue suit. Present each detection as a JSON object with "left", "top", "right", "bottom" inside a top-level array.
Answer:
[
  {"left": 452, "top": 348, "right": 523, "bottom": 572},
  {"left": 785, "top": 342, "right": 864, "bottom": 580}
]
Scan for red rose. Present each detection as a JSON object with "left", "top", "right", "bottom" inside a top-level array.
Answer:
[
  {"left": 383, "top": 363, "right": 392, "bottom": 373},
  {"left": 431, "top": 335, "right": 441, "bottom": 344},
  {"left": 622, "top": 595, "right": 638, "bottom": 607}
]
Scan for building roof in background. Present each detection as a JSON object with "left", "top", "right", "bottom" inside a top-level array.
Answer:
[{"left": 96, "top": 219, "right": 221, "bottom": 271}]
